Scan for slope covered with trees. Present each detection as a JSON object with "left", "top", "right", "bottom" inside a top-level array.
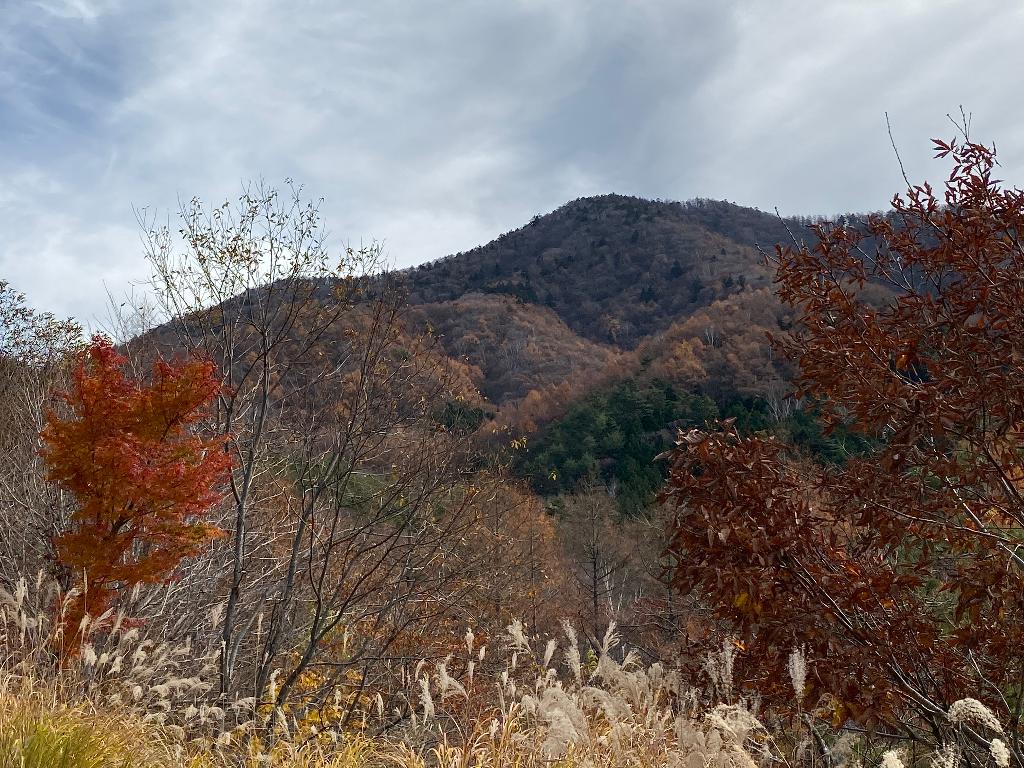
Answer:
[
  {"left": 402, "top": 194, "right": 788, "bottom": 347},
  {"left": 409, "top": 292, "right": 619, "bottom": 404}
]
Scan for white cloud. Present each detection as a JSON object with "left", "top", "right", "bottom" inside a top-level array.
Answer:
[
  {"left": 33, "top": 0, "right": 119, "bottom": 21},
  {"left": 2, "top": 0, "right": 1022, "bottom": 322}
]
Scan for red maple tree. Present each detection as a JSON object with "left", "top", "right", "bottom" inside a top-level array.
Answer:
[{"left": 42, "top": 336, "right": 230, "bottom": 649}]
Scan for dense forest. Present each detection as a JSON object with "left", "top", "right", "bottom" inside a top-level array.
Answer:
[
  {"left": 403, "top": 194, "right": 789, "bottom": 347},
  {"left": 388, "top": 196, "right": 861, "bottom": 516}
]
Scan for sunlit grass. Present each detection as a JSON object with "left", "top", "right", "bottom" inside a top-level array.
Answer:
[{"left": 0, "top": 675, "right": 175, "bottom": 768}]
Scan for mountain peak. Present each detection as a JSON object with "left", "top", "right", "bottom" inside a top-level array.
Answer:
[{"left": 403, "top": 194, "right": 792, "bottom": 347}]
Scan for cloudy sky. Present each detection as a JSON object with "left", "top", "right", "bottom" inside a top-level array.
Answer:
[{"left": 3, "top": 0, "right": 1022, "bottom": 324}]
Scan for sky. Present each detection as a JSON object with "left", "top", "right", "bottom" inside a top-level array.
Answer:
[{"left": 2, "top": 0, "right": 1023, "bottom": 325}]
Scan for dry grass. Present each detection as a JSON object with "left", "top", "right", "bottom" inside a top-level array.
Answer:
[
  {"left": 0, "top": 674, "right": 178, "bottom": 768},
  {"left": 3, "top": 573, "right": 1011, "bottom": 768},
  {"left": 0, "top": 574, "right": 769, "bottom": 768}
]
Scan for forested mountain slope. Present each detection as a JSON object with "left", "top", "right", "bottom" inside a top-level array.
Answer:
[
  {"left": 409, "top": 293, "right": 620, "bottom": 404},
  {"left": 400, "top": 194, "right": 816, "bottom": 348},
  {"left": 142, "top": 193, "right": 842, "bottom": 510}
]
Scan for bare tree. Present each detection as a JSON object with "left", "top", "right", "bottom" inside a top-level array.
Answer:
[
  {"left": 0, "top": 281, "right": 80, "bottom": 581},
  {"left": 141, "top": 182, "right": 378, "bottom": 695},
  {"left": 247, "top": 290, "right": 486, "bottom": 727},
  {"left": 557, "top": 487, "right": 633, "bottom": 650},
  {"left": 141, "top": 183, "right": 494, "bottom": 732}
]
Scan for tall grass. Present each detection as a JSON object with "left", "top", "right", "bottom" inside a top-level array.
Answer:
[
  {"left": 0, "top": 674, "right": 177, "bottom": 768},
  {"left": 2, "top": 573, "right": 1011, "bottom": 768},
  {"left": 1, "top": 573, "right": 772, "bottom": 767}
]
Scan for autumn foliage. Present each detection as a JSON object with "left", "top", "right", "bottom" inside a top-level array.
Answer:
[
  {"left": 41, "top": 336, "right": 229, "bottom": 641},
  {"left": 662, "top": 137, "right": 1024, "bottom": 739}
]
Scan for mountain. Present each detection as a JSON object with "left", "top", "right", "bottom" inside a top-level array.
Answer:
[
  {"left": 400, "top": 194, "right": 813, "bottom": 349},
  {"left": 389, "top": 194, "right": 827, "bottom": 416},
  {"left": 146, "top": 193, "right": 821, "bottom": 418},
  {"left": 385, "top": 194, "right": 851, "bottom": 511},
  {"left": 145, "top": 193, "right": 835, "bottom": 511}
]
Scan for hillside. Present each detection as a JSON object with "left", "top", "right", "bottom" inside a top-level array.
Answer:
[
  {"left": 401, "top": 195, "right": 813, "bottom": 348},
  {"left": 408, "top": 293, "right": 620, "bottom": 404},
  {"left": 373, "top": 195, "right": 875, "bottom": 512},
  {"left": 141, "top": 193, "right": 829, "bottom": 509}
]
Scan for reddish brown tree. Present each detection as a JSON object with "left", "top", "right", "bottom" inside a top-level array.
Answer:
[
  {"left": 662, "top": 137, "right": 1024, "bottom": 756},
  {"left": 41, "top": 335, "right": 230, "bottom": 646}
]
